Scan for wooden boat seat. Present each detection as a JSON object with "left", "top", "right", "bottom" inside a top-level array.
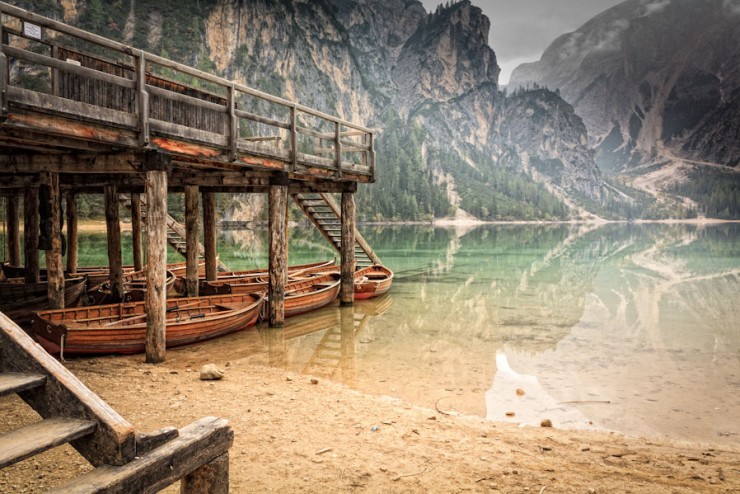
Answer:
[{"left": 312, "top": 282, "right": 336, "bottom": 289}]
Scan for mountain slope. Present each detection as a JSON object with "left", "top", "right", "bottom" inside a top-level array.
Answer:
[{"left": 510, "top": 0, "right": 740, "bottom": 174}]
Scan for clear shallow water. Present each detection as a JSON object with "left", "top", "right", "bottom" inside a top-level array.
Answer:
[{"left": 3, "top": 222, "right": 739, "bottom": 446}]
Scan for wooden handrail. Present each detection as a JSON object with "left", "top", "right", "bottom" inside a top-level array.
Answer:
[{"left": 0, "top": 1, "right": 375, "bottom": 177}]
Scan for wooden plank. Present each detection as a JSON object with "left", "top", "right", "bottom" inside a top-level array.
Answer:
[
  {"left": 48, "top": 417, "right": 233, "bottom": 494},
  {"left": 145, "top": 169, "right": 167, "bottom": 363},
  {"left": 23, "top": 185, "right": 40, "bottom": 284},
  {"left": 233, "top": 109, "right": 289, "bottom": 130},
  {"left": 6, "top": 195, "right": 21, "bottom": 266},
  {"left": 66, "top": 192, "right": 78, "bottom": 273},
  {"left": 104, "top": 185, "right": 123, "bottom": 303},
  {"left": 42, "top": 172, "right": 64, "bottom": 309},
  {"left": 0, "top": 151, "right": 141, "bottom": 174},
  {"left": 0, "top": 417, "right": 97, "bottom": 469},
  {"left": 340, "top": 192, "right": 355, "bottom": 305},
  {"left": 202, "top": 191, "right": 217, "bottom": 282},
  {"left": 131, "top": 193, "right": 143, "bottom": 272},
  {"left": 0, "top": 312, "right": 136, "bottom": 466},
  {"left": 268, "top": 182, "right": 288, "bottom": 327},
  {"left": 184, "top": 185, "right": 199, "bottom": 297},
  {"left": 5, "top": 112, "right": 140, "bottom": 149},
  {"left": 146, "top": 84, "right": 226, "bottom": 113},
  {"left": 0, "top": 373, "right": 46, "bottom": 398},
  {"left": 8, "top": 86, "right": 138, "bottom": 128}
]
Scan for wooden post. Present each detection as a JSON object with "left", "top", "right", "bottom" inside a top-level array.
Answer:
[
  {"left": 180, "top": 452, "right": 229, "bottom": 494},
  {"left": 340, "top": 191, "right": 355, "bottom": 305},
  {"left": 23, "top": 185, "right": 40, "bottom": 284},
  {"left": 41, "top": 173, "right": 64, "bottom": 309},
  {"left": 268, "top": 177, "right": 288, "bottom": 327},
  {"left": 6, "top": 195, "right": 20, "bottom": 266},
  {"left": 66, "top": 192, "right": 78, "bottom": 274},
  {"left": 104, "top": 185, "right": 124, "bottom": 302},
  {"left": 184, "top": 185, "right": 199, "bottom": 297},
  {"left": 202, "top": 191, "right": 217, "bottom": 281},
  {"left": 131, "top": 193, "right": 143, "bottom": 272},
  {"left": 146, "top": 169, "right": 168, "bottom": 363}
]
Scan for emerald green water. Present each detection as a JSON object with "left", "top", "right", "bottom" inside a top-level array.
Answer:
[{"left": 2, "top": 222, "right": 738, "bottom": 447}]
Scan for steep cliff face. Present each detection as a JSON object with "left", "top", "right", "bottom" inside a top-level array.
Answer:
[
  {"left": 510, "top": 0, "right": 740, "bottom": 172},
  {"left": 18, "top": 0, "right": 612, "bottom": 220}
]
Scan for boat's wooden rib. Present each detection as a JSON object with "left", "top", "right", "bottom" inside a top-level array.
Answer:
[
  {"left": 0, "top": 277, "right": 87, "bottom": 325},
  {"left": 353, "top": 265, "right": 393, "bottom": 300},
  {"left": 32, "top": 292, "right": 265, "bottom": 355}
]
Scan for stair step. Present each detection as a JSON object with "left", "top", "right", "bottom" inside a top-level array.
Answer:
[
  {"left": 0, "top": 418, "right": 97, "bottom": 469},
  {"left": 0, "top": 373, "right": 46, "bottom": 398}
]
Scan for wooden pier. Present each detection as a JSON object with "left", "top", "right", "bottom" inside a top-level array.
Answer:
[{"left": 0, "top": 3, "right": 377, "bottom": 362}]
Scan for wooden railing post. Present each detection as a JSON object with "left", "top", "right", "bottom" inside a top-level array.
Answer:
[
  {"left": 368, "top": 132, "right": 376, "bottom": 180},
  {"left": 202, "top": 190, "right": 218, "bottom": 281},
  {"left": 290, "top": 104, "right": 297, "bottom": 172},
  {"left": 335, "top": 121, "right": 342, "bottom": 179},
  {"left": 227, "top": 84, "right": 237, "bottom": 161},
  {"left": 135, "top": 50, "right": 149, "bottom": 146},
  {"left": 180, "top": 452, "right": 229, "bottom": 494}
]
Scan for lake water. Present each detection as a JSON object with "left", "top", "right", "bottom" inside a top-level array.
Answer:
[{"left": 3, "top": 222, "right": 739, "bottom": 447}]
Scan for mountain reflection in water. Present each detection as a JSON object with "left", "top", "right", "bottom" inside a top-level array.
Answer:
[{"left": 11, "top": 222, "right": 736, "bottom": 447}]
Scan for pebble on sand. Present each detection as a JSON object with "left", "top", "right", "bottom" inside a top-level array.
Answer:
[{"left": 200, "top": 364, "right": 225, "bottom": 380}]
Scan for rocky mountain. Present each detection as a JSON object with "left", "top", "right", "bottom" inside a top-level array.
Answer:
[
  {"left": 510, "top": 0, "right": 740, "bottom": 176},
  {"left": 17, "top": 0, "right": 621, "bottom": 220}
]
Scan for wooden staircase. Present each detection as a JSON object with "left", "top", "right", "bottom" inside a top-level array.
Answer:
[
  {"left": 291, "top": 193, "right": 380, "bottom": 269},
  {"left": 301, "top": 310, "right": 369, "bottom": 379},
  {"left": 118, "top": 194, "right": 230, "bottom": 272},
  {"left": 0, "top": 311, "right": 233, "bottom": 492}
]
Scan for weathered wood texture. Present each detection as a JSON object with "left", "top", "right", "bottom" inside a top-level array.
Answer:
[
  {"left": 184, "top": 185, "right": 199, "bottom": 297},
  {"left": 0, "top": 312, "right": 136, "bottom": 466},
  {"left": 0, "top": 417, "right": 96, "bottom": 469},
  {"left": 48, "top": 417, "right": 233, "bottom": 494},
  {"left": 66, "top": 192, "right": 78, "bottom": 273},
  {"left": 23, "top": 185, "right": 40, "bottom": 283},
  {"left": 340, "top": 192, "right": 355, "bottom": 305},
  {"left": 145, "top": 170, "right": 168, "bottom": 363},
  {"left": 180, "top": 452, "right": 230, "bottom": 494},
  {"left": 130, "top": 193, "right": 143, "bottom": 272},
  {"left": 6, "top": 195, "right": 21, "bottom": 266},
  {"left": 42, "top": 172, "right": 64, "bottom": 309},
  {"left": 202, "top": 191, "right": 217, "bottom": 282},
  {"left": 104, "top": 185, "right": 123, "bottom": 303},
  {"left": 0, "top": 372, "right": 46, "bottom": 398},
  {"left": 268, "top": 183, "right": 288, "bottom": 327}
]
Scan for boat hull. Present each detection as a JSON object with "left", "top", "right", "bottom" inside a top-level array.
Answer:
[
  {"left": 0, "top": 277, "right": 87, "bottom": 325},
  {"left": 353, "top": 265, "right": 393, "bottom": 300}
]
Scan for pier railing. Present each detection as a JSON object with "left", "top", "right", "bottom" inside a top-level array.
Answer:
[{"left": 0, "top": 1, "right": 375, "bottom": 181}]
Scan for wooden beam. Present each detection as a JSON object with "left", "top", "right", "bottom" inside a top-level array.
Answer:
[
  {"left": 268, "top": 178, "right": 288, "bottom": 327},
  {"left": 65, "top": 192, "right": 78, "bottom": 274},
  {"left": 0, "top": 151, "right": 141, "bottom": 174},
  {"left": 181, "top": 452, "right": 229, "bottom": 494},
  {"left": 340, "top": 192, "right": 355, "bottom": 305},
  {"left": 146, "top": 169, "right": 168, "bottom": 363},
  {"left": 104, "top": 185, "right": 124, "bottom": 303},
  {"left": 202, "top": 191, "right": 217, "bottom": 281},
  {"left": 6, "top": 195, "right": 21, "bottom": 266},
  {"left": 131, "top": 193, "right": 143, "bottom": 272},
  {"left": 41, "top": 172, "right": 64, "bottom": 309},
  {"left": 23, "top": 185, "right": 40, "bottom": 284},
  {"left": 184, "top": 185, "right": 199, "bottom": 297}
]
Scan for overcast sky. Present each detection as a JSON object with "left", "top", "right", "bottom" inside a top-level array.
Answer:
[{"left": 419, "top": 0, "right": 624, "bottom": 84}]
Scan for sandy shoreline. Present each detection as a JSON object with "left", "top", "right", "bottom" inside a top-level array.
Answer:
[{"left": 1, "top": 352, "right": 738, "bottom": 493}]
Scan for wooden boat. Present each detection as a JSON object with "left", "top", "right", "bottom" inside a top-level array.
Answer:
[
  {"left": 3, "top": 261, "right": 203, "bottom": 286},
  {"left": 353, "top": 265, "right": 394, "bottom": 300},
  {"left": 32, "top": 291, "right": 265, "bottom": 356},
  {"left": 87, "top": 269, "right": 177, "bottom": 305},
  {"left": 202, "top": 272, "right": 340, "bottom": 317},
  {"left": 176, "top": 259, "right": 336, "bottom": 294},
  {"left": 0, "top": 276, "right": 87, "bottom": 325}
]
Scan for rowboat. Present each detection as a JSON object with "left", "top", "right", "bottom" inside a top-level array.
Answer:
[
  {"left": 2, "top": 261, "right": 203, "bottom": 286},
  {"left": 32, "top": 292, "right": 265, "bottom": 356},
  {"left": 0, "top": 276, "right": 87, "bottom": 325},
  {"left": 353, "top": 265, "right": 394, "bottom": 300},
  {"left": 87, "top": 269, "right": 177, "bottom": 305},
  {"left": 202, "top": 272, "right": 340, "bottom": 317},
  {"left": 175, "top": 259, "right": 336, "bottom": 294}
]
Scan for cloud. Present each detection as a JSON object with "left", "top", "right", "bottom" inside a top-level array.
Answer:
[
  {"left": 591, "top": 19, "right": 629, "bottom": 52},
  {"left": 642, "top": 0, "right": 672, "bottom": 16},
  {"left": 723, "top": 0, "right": 740, "bottom": 15}
]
